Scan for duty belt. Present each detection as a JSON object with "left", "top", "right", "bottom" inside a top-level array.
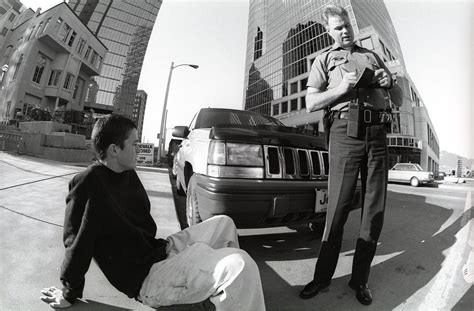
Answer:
[{"left": 337, "top": 109, "right": 392, "bottom": 125}]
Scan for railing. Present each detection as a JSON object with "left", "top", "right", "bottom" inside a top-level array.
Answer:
[
  {"left": 0, "top": 131, "right": 25, "bottom": 154},
  {"left": 387, "top": 135, "right": 422, "bottom": 150}
]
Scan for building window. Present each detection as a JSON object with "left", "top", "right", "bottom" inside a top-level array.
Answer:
[
  {"left": 360, "top": 37, "right": 374, "bottom": 50},
  {"left": 42, "top": 18, "right": 51, "bottom": 33},
  {"left": 290, "top": 81, "right": 298, "bottom": 94},
  {"left": 68, "top": 31, "right": 77, "bottom": 47},
  {"left": 12, "top": 54, "right": 23, "bottom": 80},
  {"left": 254, "top": 27, "right": 263, "bottom": 61},
  {"left": 1, "top": 27, "right": 7, "bottom": 36},
  {"left": 282, "top": 83, "right": 288, "bottom": 97},
  {"left": 32, "top": 55, "right": 47, "bottom": 84},
  {"left": 290, "top": 98, "right": 298, "bottom": 111},
  {"left": 379, "top": 39, "right": 386, "bottom": 57},
  {"left": 300, "top": 78, "right": 308, "bottom": 91},
  {"left": 63, "top": 73, "right": 74, "bottom": 90},
  {"left": 8, "top": 13, "right": 15, "bottom": 21},
  {"left": 27, "top": 26, "right": 36, "bottom": 40},
  {"left": 281, "top": 102, "right": 288, "bottom": 113},
  {"left": 73, "top": 77, "right": 85, "bottom": 100},
  {"left": 300, "top": 96, "right": 306, "bottom": 109},
  {"left": 4, "top": 45, "right": 12, "bottom": 59},
  {"left": 272, "top": 104, "right": 279, "bottom": 116},
  {"left": 76, "top": 38, "right": 86, "bottom": 55},
  {"left": 4, "top": 101, "right": 12, "bottom": 119},
  {"left": 96, "top": 56, "right": 103, "bottom": 70},
  {"left": 387, "top": 49, "right": 394, "bottom": 61},
  {"left": 47, "top": 70, "right": 62, "bottom": 86},
  {"left": 90, "top": 51, "right": 98, "bottom": 66},
  {"left": 59, "top": 23, "right": 71, "bottom": 42},
  {"left": 34, "top": 22, "right": 43, "bottom": 37},
  {"left": 84, "top": 46, "right": 92, "bottom": 61}
]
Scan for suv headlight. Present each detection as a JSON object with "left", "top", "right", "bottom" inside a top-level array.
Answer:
[{"left": 207, "top": 141, "right": 264, "bottom": 178}]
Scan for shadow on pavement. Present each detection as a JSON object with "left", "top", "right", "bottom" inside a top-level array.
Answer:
[
  {"left": 67, "top": 300, "right": 133, "bottom": 310},
  {"left": 146, "top": 189, "right": 174, "bottom": 199},
  {"left": 388, "top": 181, "right": 439, "bottom": 188},
  {"left": 452, "top": 286, "right": 474, "bottom": 310},
  {"left": 169, "top": 182, "right": 472, "bottom": 310}
]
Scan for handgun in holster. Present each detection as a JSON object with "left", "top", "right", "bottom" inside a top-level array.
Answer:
[{"left": 322, "top": 108, "right": 334, "bottom": 148}]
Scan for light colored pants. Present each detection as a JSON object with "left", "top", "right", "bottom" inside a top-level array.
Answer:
[{"left": 138, "top": 215, "right": 266, "bottom": 311}]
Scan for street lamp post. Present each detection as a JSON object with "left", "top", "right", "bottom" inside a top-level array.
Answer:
[{"left": 158, "top": 61, "right": 198, "bottom": 162}]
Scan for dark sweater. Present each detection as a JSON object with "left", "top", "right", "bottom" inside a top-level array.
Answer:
[{"left": 60, "top": 163, "right": 168, "bottom": 303}]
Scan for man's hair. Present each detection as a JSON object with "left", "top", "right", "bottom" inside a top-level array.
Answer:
[
  {"left": 322, "top": 5, "right": 349, "bottom": 27},
  {"left": 91, "top": 114, "right": 137, "bottom": 160}
]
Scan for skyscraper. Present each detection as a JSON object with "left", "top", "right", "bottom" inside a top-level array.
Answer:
[
  {"left": 243, "top": 0, "right": 440, "bottom": 172},
  {"left": 68, "top": 0, "right": 161, "bottom": 119}
]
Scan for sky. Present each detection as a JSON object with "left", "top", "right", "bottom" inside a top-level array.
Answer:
[{"left": 21, "top": 0, "right": 474, "bottom": 159}]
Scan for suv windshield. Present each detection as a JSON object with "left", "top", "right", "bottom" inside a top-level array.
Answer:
[{"left": 195, "top": 109, "right": 284, "bottom": 129}]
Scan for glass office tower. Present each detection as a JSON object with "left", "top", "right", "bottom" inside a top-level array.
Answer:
[
  {"left": 243, "top": 0, "right": 440, "bottom": 171},
  {"left": 244, "top": 0, "right": 404, "bottom": 116},
  {"left": 68, "top": 0, "right": 161, "bottom": 118}
]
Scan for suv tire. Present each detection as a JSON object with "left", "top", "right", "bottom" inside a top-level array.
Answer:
[
  {"left": 186, "top": 175, "right": 202, "bottom": 226},
  {"left": 176, "top": 175, "right": 185, "bottom": 196}
]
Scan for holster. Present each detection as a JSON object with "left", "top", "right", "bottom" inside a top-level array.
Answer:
[{"left": 323, "top": 108, "right": 334, "bottom": 148}]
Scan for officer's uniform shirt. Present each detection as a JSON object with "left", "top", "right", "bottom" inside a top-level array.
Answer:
[{"left": 307, "top": 43, "right": 391, "bottom": 111}]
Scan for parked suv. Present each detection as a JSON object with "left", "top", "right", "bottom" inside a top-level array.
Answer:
[
  {"left": 173, "top": 108, "right": 361, "bottom": 227},
  {"left": 388, "top": 163, "right": 434, "bottom": 187}
]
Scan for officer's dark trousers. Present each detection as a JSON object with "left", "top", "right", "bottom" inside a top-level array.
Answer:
[{"left": 313, "top": 118, "right": 388, "bottom": 286}]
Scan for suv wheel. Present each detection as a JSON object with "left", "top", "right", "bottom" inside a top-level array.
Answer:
[
  {"left": 410, "top": 177, "right": 420, "bottom": 187},
  {"left": 176, "top": 175, "right": 185, "bottom": 196},
  {"left": 186, "top": 175, "right": 202, "bottom": 226}
]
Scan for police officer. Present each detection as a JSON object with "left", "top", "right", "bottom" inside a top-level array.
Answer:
[{"left": 299, "top": 5, "right": 398, "bottom": 305}]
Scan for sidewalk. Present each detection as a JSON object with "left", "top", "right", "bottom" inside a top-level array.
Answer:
[{"left": 0, "top": 151, "right": 180, "bottom": 310}]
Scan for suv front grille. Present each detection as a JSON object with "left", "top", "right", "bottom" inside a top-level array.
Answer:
[{"left": 264, "top": 145, "right": 328, "bottom": 179}]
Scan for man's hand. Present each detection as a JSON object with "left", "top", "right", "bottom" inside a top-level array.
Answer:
[
  {"left": 40, "top": 287, "right": 72, "bottom": 309},
  {"left": 339, "top": 71, "right": 357, "bottom": 93},
  {"left": 374, "top": 68, "right": 390, "bottom": 88}
]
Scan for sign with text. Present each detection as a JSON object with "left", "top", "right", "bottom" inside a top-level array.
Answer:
[{"left": 137, "top": 143, "right": 154, "bottom": 167}]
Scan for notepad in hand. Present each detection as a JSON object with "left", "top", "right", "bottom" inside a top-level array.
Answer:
[{"left": 353, "top": 67, "right": 374, "bottom": 89}]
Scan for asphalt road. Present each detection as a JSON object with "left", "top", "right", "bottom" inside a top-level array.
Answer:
[
  {"left": 171, "top": 176, "right": 474, "bottom": 310},
  {"left": 1, "top": 151, "right": 472, "bottom": 310}
]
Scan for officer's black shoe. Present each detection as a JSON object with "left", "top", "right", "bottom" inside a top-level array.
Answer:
[
  {"left": 299, "top": 280, "right": 330, "bottom": 299},
  {"left": 348, "top": 281, "right": 373, "bottom": 305}
]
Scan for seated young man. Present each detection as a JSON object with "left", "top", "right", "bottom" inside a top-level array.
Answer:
[{"left": 40, "top": 114, "right": 265, "bottom": 310}]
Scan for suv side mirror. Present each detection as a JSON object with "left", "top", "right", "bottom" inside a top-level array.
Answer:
[{"left": 172, "top": 126, "right": 190, "bottom": 138}]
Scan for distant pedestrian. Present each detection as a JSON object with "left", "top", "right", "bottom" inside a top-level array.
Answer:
[
  {"left": 40, "top": 114, "right": 265, "bottom": 310},
  {"left": 299, "top": 5, "right": 400, "bottom": 305}
]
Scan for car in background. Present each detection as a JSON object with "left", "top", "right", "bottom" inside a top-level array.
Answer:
[
  {"left": 434, "top": 171, "right": 446, "bottom": 180},
  {"left": 388, "top": 163, "right": 434, "bottom": 187},
  {"left": 172, "top": 107, "right": 361, "bottom": 228},
  {"left": 444, "top": 175, "right": 466, "bottom": 184}
]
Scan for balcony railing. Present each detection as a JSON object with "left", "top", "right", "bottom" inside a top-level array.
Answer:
[{"left": 387, "top": 135, "right": 422, "bottom": 150}]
